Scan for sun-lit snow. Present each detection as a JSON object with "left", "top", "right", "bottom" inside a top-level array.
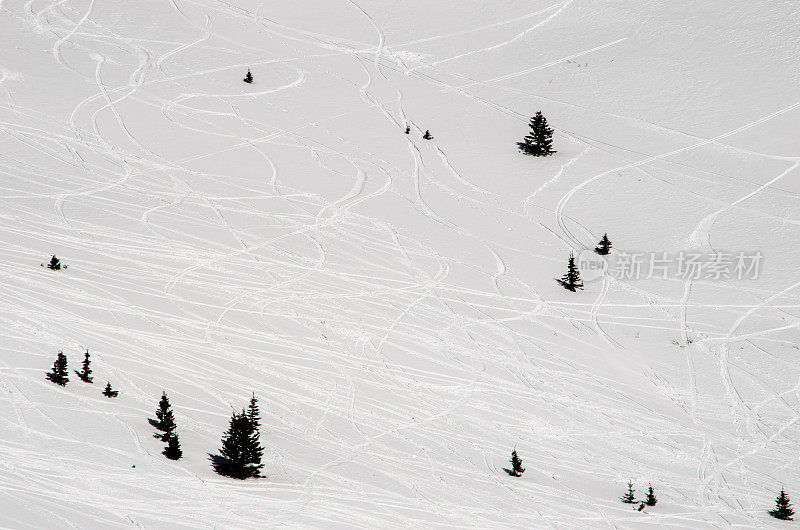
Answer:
[{"left": 2, "top": 0, "right": 800, "bottom": 527}]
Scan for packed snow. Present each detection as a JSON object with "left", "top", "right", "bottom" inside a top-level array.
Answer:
[{"left": 2, "top": 0, "right": 800, "bottom": 527}]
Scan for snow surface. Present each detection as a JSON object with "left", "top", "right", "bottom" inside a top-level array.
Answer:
[{"left": 2, "top": 0, "right": 800, "bottom": 527}]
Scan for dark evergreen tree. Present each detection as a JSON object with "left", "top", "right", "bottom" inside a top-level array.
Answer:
[
  {"left": 45, "top": 351, "right": 69, "bottom": 386},
  {"left": 769, "top": 487, "right": 794, "bottom": 520},
  {"left": 621, "top": 481, "right": 636, "bottom": 504},
  {"left": 211, "top": 409, "right": 264, "bottom": 479},
  {"left": 404, "top": 125, "right": 410, "bottom": 134},
  {"left": 645, "top": 484, "right": 657, "bottom": 506},
  {"left": 46, "top": 255, "right": 62, "bottom": 270},
  {"left": 519, "top": 111, "right": 556, "bottom": 156},
  {"left": 243, "top": 69, "right": 253, "bottom": 84},
  {"left": 504, "top": 449, "right": 526, "bottom": 477},
  {"left": 163, "top": 433, "right": 183, "bottom": 460},
  {"left": 595, "top": 233, "right": 612, "bottom": 255},
  {"left": 247, "top": 393, "right": 261, "bottom": 433},
  {"left": 152, "top": 392, "right": 177, "bottom": 441},
  {"left": 559, "top": 252, "right": 584, "bottom": 292},
  {"left": 422, "top": 130, "right": 432, "bottom": 140},
  {"left": 103, "top": 382, "right": 119, "bottom": 398},
  {"left": 75, "top": 349, "right": 93, "bottom": 383}
]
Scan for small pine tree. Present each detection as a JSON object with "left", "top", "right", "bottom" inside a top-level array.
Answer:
[
  {"left": 103, "top": 382, "right": 119, "bottom": 398},
  {"left": 46, "top": 255, "right": 62, "bottom": 270},
  {"left": 163, "top": 433, "right": 183, "bottom": 460},
  {"left": 769, "top": 487, "right": 794, "bottom": 520},
  {"left": 45, "top": 351, "right": 69, "bottom": 386},
  {"left": 621, "top": 481, "right": 636, "bottom": 504},
  {"left": 595, "top": 233, "right": 612, "bottom": 255},
  {"left": 519, "top": 111, "right": 556, "bottom": 156},
  {"left": 422, "top": 130, "right": 432, "bottom": 140},
  {"left": 75, "top": 349, "right": 93, "bottom": 383},
  {"left": 247, "top": 393, "right": 261, "bottom": 433},
  {"left": 559, "top": 252, "right": 584, "bottom": 292},
  {"left": 645, "top": 484, "right": 657, "bottom": 506},
  {"left": 504, "top": 449, "right": 526, "bottom": 477},
  {"left": 212, "top": 410, "right": 264, "bottom": 479},
  {"left": 243, "top": 69, "right": 253, "bottom": 83},
  {"left": 152, "top": 392, "right": 177, "bottom": 441}
]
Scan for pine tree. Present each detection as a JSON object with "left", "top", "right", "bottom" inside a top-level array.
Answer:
[
  {"left": 75, "top": 349, "right": 93, "bottom": 383},
  {"left": 163, "top": 433, "right": 183, "bottom": 460},
  {"left": 46, "top": 255, "right": 61, "bottom": 270},
  {"left": 152, "top": 392, "right": 177, "bottom": 441},
  {"left": 645, "top": 484, "right": 657, "bottom": 506},
  {"left": 212, "top": 410, "right": 264, "bottom": 479},
  {"left": 422, "top": 130, "right": 433, "bottom": 140},
  {"left": 243, "top": 69, "right": 253, "bottom": 84},
  {"left": 103, "top": 382, "right": 119, "bottom": 398},
  {"left": 504, "top": 449, "right": 526, "bottom": 477},
  {"left": 247, "top": 393, "right": 261, "bottom": 433},
  {"left": 519, "top": 111, "right": 556, "bottom": 156},
  {"left": 559, "top": 252, "right": 584, "bottom": 292},
  {"left": 45, "top": 351, "right": 69, "bottom": 386},
  {"left": 621, "top": 481, "right": 636, "bottom": 504},
  {"left": 769, "top": 487, "right": 794, "bottom": 520},
  {"left": 595, "top": 233, "right": 612, "bottom": 255}
]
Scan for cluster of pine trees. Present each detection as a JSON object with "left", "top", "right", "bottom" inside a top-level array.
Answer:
[
  {"left": 515, "top": 112, "right": 619, "bottom": 293},
  {"left": 45, "top": 351, "right": 264, "bottom": 478},
  {"left": 620, "top": 481, "right": 658, "bottom": 511},
  {"left": 506, "top": 455, "right": 792, "bottom": 518},
  {"left": 45, "top": 350, "right": 264, "bottom": 479},
  {"left": 211, "top": 394, "right": 264, "bottom": 479},
  {"left": 556, "top": 234, "right": 613, "bottom": 292},
  {"left": 45, "top": 350, "right": 118, "bottom": 397},
  {"left": 618, "top": 481, "right": 794, "bottom": 519}
]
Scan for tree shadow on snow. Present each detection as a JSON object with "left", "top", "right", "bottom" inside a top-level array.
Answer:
[{"left": 555, "top": 278, "right": 577, "bottom": 292}]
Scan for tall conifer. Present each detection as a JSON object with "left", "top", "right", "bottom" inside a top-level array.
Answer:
[
  {"left": 504, "top": 449, "right": 526, "bottom": 477},
  {"left": 47, "top": 255, "right": 62, "bottom": 270},
  {"left": 559, "top": 252, "right": 584, "bottom": 291},
  {"left": 152, "top": 392, "right": 177, "bottom": 441},
  {"left": 103, "top": 382, "right": 119, "bottom": 397},
  {"left": 212, "top": 409, "right": 264, "bottom": 479},
  {"left": 247, "top": 393, "right": 261, "bottom": 433},
  {"left": 595, "top": 233, "right": 612, "bottom": 255},
  {"left": 75, "top": 349, "right": 93, "bottom": 383},
  {"left": 769, "top": 487, "right": 794, "bottom": 520},
  {"left": 45, "top": 351, "right": 69, "bottom": 386},
  {"left": 621, "top": 481, "right": 636, "bottom": 504},
  {"left": 519, "top": 111, "right": 556, "bottom": 156},
  {"left": 645, "top": 484, "right": 657, "bottom": 506}
]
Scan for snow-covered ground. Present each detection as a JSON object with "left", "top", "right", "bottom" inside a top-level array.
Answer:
[{"left": 2, "top": 0, "right": 800, "bottom": 527}]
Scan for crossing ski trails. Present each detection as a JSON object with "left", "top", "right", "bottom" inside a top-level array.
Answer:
[{"left": 1, "top": 0, "right": 800, "bottom": 527}]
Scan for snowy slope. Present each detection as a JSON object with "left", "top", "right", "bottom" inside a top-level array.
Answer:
[{"left": 2, "top": 0, "right": 800, "bottom": 527}]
